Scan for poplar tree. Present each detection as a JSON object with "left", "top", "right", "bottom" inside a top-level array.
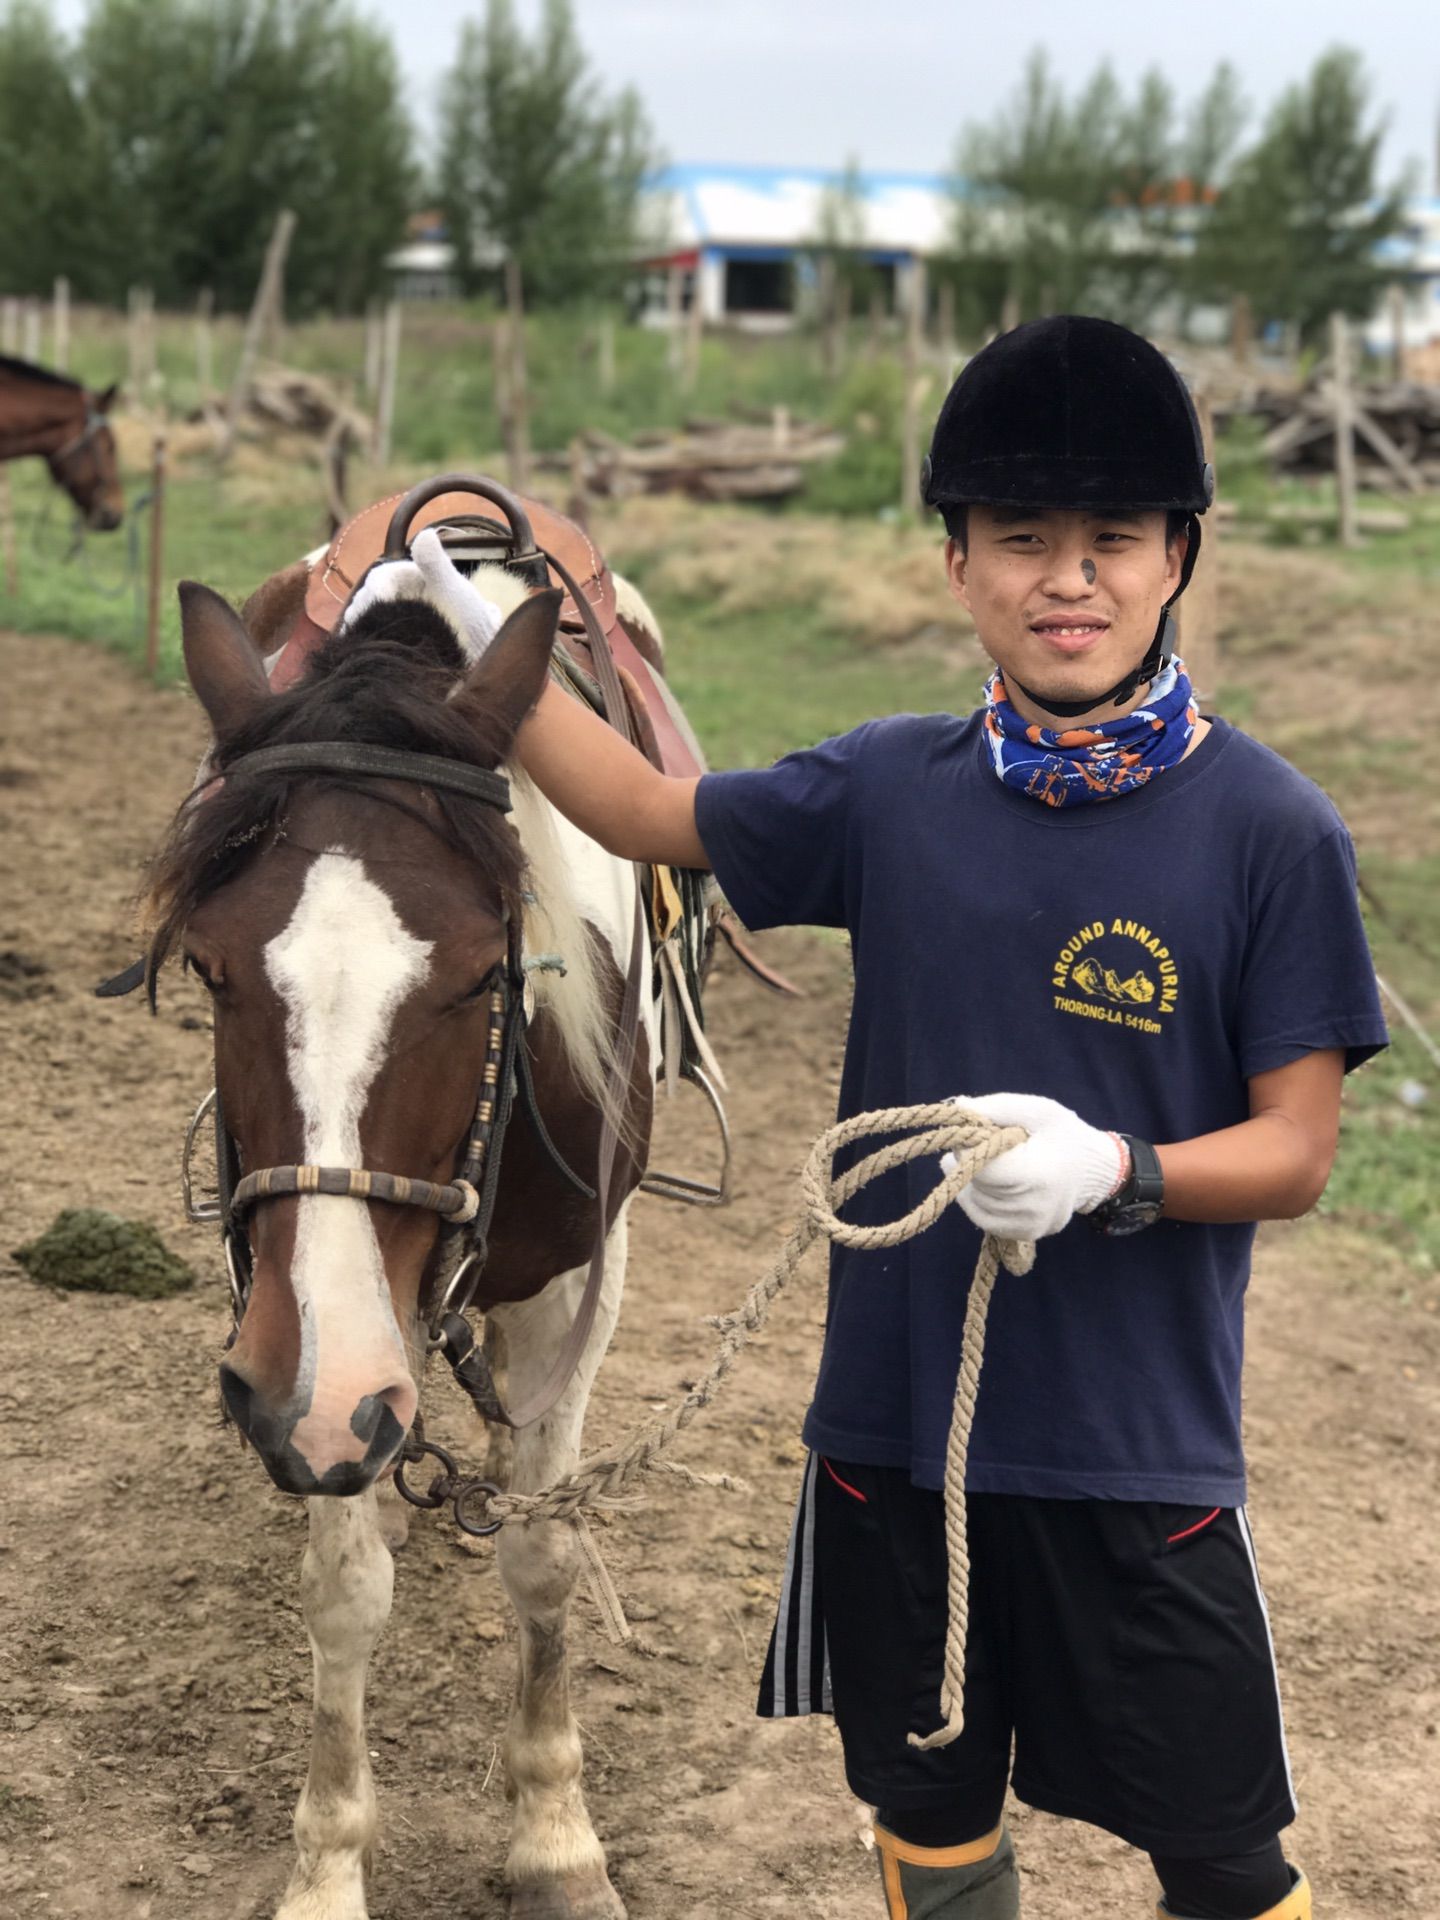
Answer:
[{"left": 1192, "top": 48, "right": 1407, "bottom": 344}]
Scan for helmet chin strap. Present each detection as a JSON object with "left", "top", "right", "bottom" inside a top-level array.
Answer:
[
  {"left": 1011, "top": 611, "right": 1177, "bottom": 719},
  {"left": 1008, "top": 513, "right": 1201, "bottom": 721}
]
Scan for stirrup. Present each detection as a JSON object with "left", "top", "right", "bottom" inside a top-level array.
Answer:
[{"left": 639, "top": 1064, "right": 732, "bottom": 1207}]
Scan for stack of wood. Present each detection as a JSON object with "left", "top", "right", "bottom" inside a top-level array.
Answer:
[
  {"left": 240, "top": 365, "right": 370, "bottom": 444},
  {"left": 1227, "top": 378, "right": 1440, "bottom": 490},
  {"left": 548, "top": 411, "right": 845, "bottom": 503}
]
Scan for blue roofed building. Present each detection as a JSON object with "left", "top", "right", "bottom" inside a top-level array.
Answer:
[{"left": 634, "top": 162, "right": 951, "bottom": 330}]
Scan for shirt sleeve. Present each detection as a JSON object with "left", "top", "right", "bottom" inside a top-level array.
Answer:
[
  {"left": 694, "top": 728, "right": 868, "bottom": 932},
  {"left": 1236, "top": 825, "right": 1389, "bottom": 1078}
]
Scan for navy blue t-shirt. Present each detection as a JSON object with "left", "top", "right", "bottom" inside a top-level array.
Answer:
[{"left": 695, "top": 714, "right": 1388, "bottom": 1503}]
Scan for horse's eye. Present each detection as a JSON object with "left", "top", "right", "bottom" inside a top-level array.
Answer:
[
  {"left": 455, "top": 966, "right": 501, "bottom": 1007},
  {"left": 184, "top": 953, "right": 220, "bottom": 993}
]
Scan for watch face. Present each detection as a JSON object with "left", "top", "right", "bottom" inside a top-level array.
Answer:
[{"left": 1095, "top": 1199, "right": 1164, "bottom": 1237}]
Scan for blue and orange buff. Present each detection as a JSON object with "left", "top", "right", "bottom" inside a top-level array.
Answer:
[{"left": 983, "top": 659, "right": 1198, "bottom": 808}]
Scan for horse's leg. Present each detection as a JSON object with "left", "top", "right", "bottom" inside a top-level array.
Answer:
[
  {"left": 489, "top": 1205, "right": 630, "bottom": 1920},
  {"left": 483, "top": 1316, "right": 515, "bottom": 1487},
  {"left": 275, "top": 1488, "right": 394, "bottom": 1920}
]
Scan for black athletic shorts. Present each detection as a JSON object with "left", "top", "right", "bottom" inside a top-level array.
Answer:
[{"left": 758, "top": 1455, "right": 1298, "bottom": 1858}]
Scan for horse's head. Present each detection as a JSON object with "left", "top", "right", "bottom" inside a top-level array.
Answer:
[
  {"left": 48, "top": 382, "right": 122, "bottom": 530},
  {"left": 148, "top": 577, "right": 561, "bottom": 1495}
]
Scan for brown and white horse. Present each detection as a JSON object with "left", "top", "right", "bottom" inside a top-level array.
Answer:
[
  {"left": 0, "top": 354, "right": 123, "bottom": 529},
  {"left": 145, "top": 561, "right": 664, "bottom": 1918}
]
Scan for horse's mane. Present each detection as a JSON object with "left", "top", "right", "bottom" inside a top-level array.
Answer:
[
  {"left": 0, "top": 354, "right": 81, "bottom": 392},
  {"left": 143, "top": 600, "right": 528, "bottom": 990}
]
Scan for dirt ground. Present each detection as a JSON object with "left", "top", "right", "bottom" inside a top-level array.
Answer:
[{"left": 1, "top": 620, "right": 1437, "bottom": 1920}]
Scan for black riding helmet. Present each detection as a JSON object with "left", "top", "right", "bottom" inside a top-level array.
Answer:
[{"left": 922, "top": 315, "right": 1215, "bottom": 715}]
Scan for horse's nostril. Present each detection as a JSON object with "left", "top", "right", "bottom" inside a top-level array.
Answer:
[{"left": 219, "top": 1364, "right": 256, "bottom": 1437}]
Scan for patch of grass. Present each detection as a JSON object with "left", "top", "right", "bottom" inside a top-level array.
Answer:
[{"left": 0, "top": 1784, "right": 42, "bottom": 1832}]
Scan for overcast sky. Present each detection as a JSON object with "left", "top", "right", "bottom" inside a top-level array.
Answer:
[
  {"left": 50, "top": 0, "right": 1440, "bottom": 189},
  {"left": 378, "top": 0, "right": 1437, "bottom": 186}
]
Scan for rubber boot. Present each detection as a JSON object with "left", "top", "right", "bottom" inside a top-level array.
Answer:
[
  {"left": 873, "top": 1820, "right": 1019, "bottom": 1919},
  {"left": 1158, "top": 1866, "right": 1311, "bottom": 1920}
]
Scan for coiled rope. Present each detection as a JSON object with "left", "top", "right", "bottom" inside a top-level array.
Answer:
[{"left": 480, "top": 1102, "right": 1034, "bottom": 1750}]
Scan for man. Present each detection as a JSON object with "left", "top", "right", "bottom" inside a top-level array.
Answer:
[{"left": 451, "top": 317, "right": 1388, "bottom": 1919}]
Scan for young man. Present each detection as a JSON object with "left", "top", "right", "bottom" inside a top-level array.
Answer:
[{"left": 485, "top": 316, "right": 1386, "bottom": 1919}]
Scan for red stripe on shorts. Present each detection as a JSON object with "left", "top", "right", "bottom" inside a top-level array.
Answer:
[
  {"left": 1166, "top": 1506, "right": 1222, "bottom": 1544},
  {"left": 821, "top": 1458, "right": 869, "bottom": 1504}
]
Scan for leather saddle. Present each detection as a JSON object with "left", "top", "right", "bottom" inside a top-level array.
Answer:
[{"left": 271, "top": 485, "right": 702, "bottom": 781}]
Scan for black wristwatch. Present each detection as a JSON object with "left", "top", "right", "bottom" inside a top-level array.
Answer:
[{"left": 1087, "top": 1135, "right": 1165, "bottom": 1237}]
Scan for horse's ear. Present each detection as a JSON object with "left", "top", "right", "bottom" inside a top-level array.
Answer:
[
  {"left": 179, "top": 581, "right": 270, "bottom": 739},
  {"left": 94, "top": 383, "right": 118, "bottom": 412},
  {"left": 450, "top": 588, "right": 562, "bottom": 754}
]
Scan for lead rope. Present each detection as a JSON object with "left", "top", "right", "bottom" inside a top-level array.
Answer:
[{"left": 463, "top": 1103, "right": 1033, "bottom": 1750}]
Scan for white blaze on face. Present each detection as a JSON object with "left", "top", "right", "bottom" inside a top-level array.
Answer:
[{"left": 264, "top": 852, "right": 431, "bottom": 1472}]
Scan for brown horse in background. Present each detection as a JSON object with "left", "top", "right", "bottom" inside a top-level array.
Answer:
[{"left": 0, "top": 354, "right": 123, "bottom": 529}]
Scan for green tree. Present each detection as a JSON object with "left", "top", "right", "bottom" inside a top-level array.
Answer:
[
  {"left": 0, "top": 2, "right": 94, "bottom": 298},
  {"left": 1193, "top": 48, "right": 1407, "bottom": 344},
  {"left": 949, "top": 53, "right": 1250, "bottom": 331},
  {"left": 437, "top": 0, "right": 657, "bottom": 307},
  {"left": 0, "top": 0, "right": 413, "bottom": 313}
]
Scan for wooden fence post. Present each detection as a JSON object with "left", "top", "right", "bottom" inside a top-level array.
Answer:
[
  {"left": 900, "top": 256, "right": 928, "bottom": 517},
  {"left": 363, "top": 301, "right": 383, "bottom": 399},
  {"left": 1329, "top": 312, "right": 1360, "bottom": 549},
  {"left": 502, "top": 255, "right": 531, "bottom": 493},
  {"left": 22, "top": 299, "right": 40, "bottom": 363},
  {"left": 220, "top": 208, "right": 297, "bottom": 460},
  {"left": 683, "top": 263, "right": 704, "bottom": 392},
  {"left": 0, "top": 466, "right": 19, "bottom": 598},
  {"left": 1, "top": 297, "right": 18, "bottom": 354},
  {"left": 145, "top": 432, "right": 167, "bottom": 678},
  {"left": 1389, "top": 282, "right": 1407, "bottom": 382},
  {"left": 195, "top": 288, "right": 214, "bottom": 399},
  {"left": 1178, "top": 390, "right": 1220, "bottom": 698},
  {"left": 665, "top": 263, "right": 684, "bottom": 375},
  {"left": 374, "top": 299, "right": 401, "bottom": 467},
  {"left": 52, "top": 277, "right": 69, "bottom": 371}
]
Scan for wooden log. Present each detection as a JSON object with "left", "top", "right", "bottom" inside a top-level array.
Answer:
[{"left": 1349, "top": 402, "right": 1428, "bottom": 494}]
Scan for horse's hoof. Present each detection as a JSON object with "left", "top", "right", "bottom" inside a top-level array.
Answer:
[{"left": 507, "top": 1865, "right": 626, "bottom": 1920}]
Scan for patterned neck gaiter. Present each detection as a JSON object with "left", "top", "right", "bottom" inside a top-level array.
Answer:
[{"left": 982, "top": 658, "right": 1198, "bottom": 808}]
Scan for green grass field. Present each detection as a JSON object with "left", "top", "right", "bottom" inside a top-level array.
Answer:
[{"left": 3, "top": 304, "right": 1437, "bottom": 1271}]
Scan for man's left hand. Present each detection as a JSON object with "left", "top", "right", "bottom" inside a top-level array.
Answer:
[{"left": 943, "top": 1093, "right": 1129, "bottom": 1241}]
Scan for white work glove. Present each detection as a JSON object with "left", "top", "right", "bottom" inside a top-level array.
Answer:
[
  {"left": 941, "top": 1093, "right": 1129, "bottom": 1241},
  {"left": 341, "top": 525, "right": 505, "bottom": 663}
]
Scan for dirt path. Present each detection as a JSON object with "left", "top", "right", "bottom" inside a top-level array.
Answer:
[{"left": 1, "top": 624, "right": 1436, "bottom": 1920}]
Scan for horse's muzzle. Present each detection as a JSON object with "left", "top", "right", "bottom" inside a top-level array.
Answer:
[{"left": 219, "top": 1365, "right": 411, "bottom": 1496}]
